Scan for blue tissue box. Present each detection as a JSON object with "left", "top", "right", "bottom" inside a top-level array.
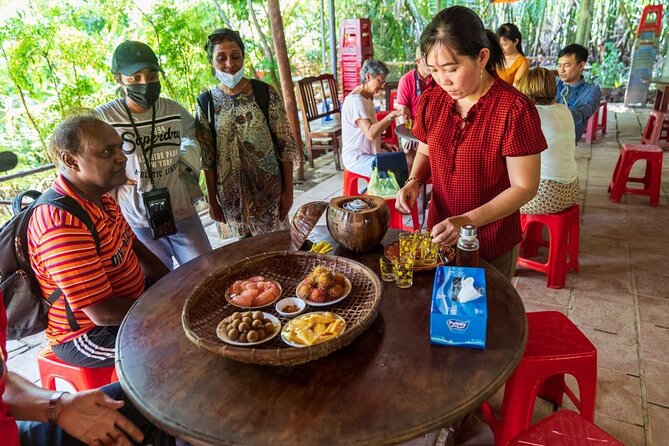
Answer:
[{"left": 430, "top": 266, "right": 488, "bottom": 349}]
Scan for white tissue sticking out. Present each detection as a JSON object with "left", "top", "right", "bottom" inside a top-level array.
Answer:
[{"left": 457, "top": 277, "right": 482, "bottom": 303}]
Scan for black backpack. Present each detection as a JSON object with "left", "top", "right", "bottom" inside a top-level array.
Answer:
[
  {"left": 0, "top": 188, "right": 100, "bottom": 340},
  {"left": 196, "top": 78, "right": 278, "bottom": 152}
]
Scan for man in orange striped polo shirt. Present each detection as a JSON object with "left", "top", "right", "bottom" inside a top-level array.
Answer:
[{"left": 27, "top": 115, "right": 169, "bottom": 368}]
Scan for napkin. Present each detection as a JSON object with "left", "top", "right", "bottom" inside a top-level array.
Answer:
[{"left": 456, "top": 277, "right": 482, "bottom": 303}]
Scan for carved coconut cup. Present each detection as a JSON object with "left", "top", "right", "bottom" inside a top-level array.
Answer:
[{"left": 327, "top": 196, "right": 389, "bottom": 253}]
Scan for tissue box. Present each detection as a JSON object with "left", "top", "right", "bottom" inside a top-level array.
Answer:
[{"left": 430, "top": 266, "right": 488, "bottom": 349}]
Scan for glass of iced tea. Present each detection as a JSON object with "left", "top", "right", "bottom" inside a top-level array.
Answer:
[
  {"left": 399, "top": 232, "right": 418, "bottom": 260},
  {"left": 379, "top": 256, "right": 395, "bottom": 282},
  {"left": 393, "top": 256, "right": 414, "bottom": 289}
]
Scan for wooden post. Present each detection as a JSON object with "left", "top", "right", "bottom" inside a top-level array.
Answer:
[{"left": 267, "top": 0, "right": 305, "bottom": 181}]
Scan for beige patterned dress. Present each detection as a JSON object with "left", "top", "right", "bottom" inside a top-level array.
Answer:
[{"left": 196, "top": 83, "right": 301, "bottom": 238}]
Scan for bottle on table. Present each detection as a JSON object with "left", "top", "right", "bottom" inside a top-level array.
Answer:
[{"left": 456, "top": 224, "right": 480, "bottom": 268}]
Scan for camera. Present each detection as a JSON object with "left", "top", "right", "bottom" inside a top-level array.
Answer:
[{"left": 142, "top": 188, "right": 177, "bottom": 239}]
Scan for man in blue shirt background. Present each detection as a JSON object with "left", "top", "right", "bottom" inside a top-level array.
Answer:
[{"left": 556, "top": 44, "right": 601, "bottom": 143}]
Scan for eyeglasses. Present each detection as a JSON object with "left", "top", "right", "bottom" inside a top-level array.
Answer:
[
  {"left": 376, "top": 77, "right": 387, "bottom": 86},
  {"left": 205, "top": 29, "right": 241, "bottom": 51}
]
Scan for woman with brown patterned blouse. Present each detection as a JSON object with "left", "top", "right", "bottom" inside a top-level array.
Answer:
[{"left": 196, "top": 28, "right": 301, "bottom": 239}]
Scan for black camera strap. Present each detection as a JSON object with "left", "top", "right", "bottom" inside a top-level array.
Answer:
[{"left": 122, "top": 100, "right": 157, "bottom": 189}]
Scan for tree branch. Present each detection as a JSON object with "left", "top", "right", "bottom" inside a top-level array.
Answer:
[
  {"left": 210, "top": 0, "right": 233, "bottom": 28},
  {"left": 248, "top": 0, "right": 280, "bottom": 89},
  {"left": 1, "top": 46, "right": 47, "bottom": 151}
]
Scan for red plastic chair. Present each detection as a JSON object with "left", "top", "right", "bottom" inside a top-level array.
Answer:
[
  {"left": 582, "top": 101, "right": 607, "bottom": 144},
  {"left": 38, "top": 347, "right": 118, "bottom": 391},
  {"left": 517, "top": 204, "right": 580, "bottom": 289},
  {"left": 342, "top": 169, "right": 419, "bottom": 231},
  {"left": 640, "top": 110, "right": 669, "bottom": 149},
  {"left": 608, "top": 143, "right": 663, "bottom": 205},
  {"left": 509, "top": 410, "right": 623, "bottom": 445},
  {"left": 481, "top": 312, "right": 598, "bottom": 446}
]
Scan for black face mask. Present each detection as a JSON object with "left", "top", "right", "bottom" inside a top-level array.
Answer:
[{"left": 125, "top": 82, "right": 161, "bottom": 109}]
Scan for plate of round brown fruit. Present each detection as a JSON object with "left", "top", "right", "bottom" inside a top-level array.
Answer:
[
  {"left": 216, "top": 311, "right": 280, "bottom": 346},
  {"left": 296, "top": 265, "right": 352, "bottom": 307}
]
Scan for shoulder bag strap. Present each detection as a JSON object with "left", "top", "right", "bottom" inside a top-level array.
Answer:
[{"left": 37, "top": 189, "right": 102, "bottom": 331}]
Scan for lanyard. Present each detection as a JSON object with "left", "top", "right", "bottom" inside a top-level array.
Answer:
[
  {"left": 122, "top": 100, "right": 157, "bottom": 188},
  {"left": 559, "top": 85, "right": 570, "bottom": 106},
  {"left": 414, "top": 70, "right": 422, "bottom": 97}
]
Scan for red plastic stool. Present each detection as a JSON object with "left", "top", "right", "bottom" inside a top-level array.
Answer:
[
  {"left": 509, "top": 410, "right": 623, "bottom": 445},
  {"left": 38, "top": 347, "right": 118, "bottom": 391},
  {"left": 517, "top": 204, "right": 580, "bottom": 289},
  {"left": 582, "top": 101, "right": 607, "bottom": 144},
  {"left": 482, "top": 312, "right": 598, "bottom": 446},
  {"left": 343, "top": 169, "right": 369, "bottom": 196},
  {"left": 342, "top": 169, "right": 419, "bottom": 231},
  {"left": 608, "top": 143, "right": 663, "bottom": 206},
  {"left": 641, "top": 110, "right": 669, "bottom": 149}
]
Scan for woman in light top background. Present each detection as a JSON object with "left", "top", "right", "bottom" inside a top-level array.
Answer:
[
  {"left": 341, "top": 59, "right": 403, "bottom": 178},
  {"left": 495, "top": 23, "right": 529, "bottom": 87},
  {"left": 516, "top": 67, "right": 579, "bottom": 214}
]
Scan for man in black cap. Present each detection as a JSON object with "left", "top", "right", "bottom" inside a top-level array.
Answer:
[{"left": 96, "top": 41, "right": 212, "bottom": 271}]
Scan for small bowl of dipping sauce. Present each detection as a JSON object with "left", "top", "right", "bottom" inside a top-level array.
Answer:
[{"left": 276, "top": 297, "right": 306, "bottom": 318}]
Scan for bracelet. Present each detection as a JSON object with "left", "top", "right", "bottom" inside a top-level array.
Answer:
[
  {"left": 47, "top": 391, "right": 69, "bottom": 424},
  {"left": 404, "top": 176, "right": 423, "bottom": 187}
]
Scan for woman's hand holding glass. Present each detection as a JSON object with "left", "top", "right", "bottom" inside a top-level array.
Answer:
[{"left": 431, "top": 214, "right": 471, "bottom": 246}]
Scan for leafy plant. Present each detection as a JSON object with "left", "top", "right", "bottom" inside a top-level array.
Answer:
[{"left": 589, "top": 42, "right": 627, "bottom": 88}]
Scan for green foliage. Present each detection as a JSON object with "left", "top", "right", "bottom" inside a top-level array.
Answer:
[{"left": 589, "top": 42, "right": 627, "bottom": 88}]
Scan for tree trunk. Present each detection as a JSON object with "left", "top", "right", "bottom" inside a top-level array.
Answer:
[
  {"left": 531, "top": 0, "right": 547, "bottom": 57},
  {"left": 248, "top": 0, "right": 280, "bottom": 92},
  {"left": 267, "top": 0, "right": 305, "bottom": 181},
  {"left": 574, "top": 0, "right": 593, "bottom": 47}
]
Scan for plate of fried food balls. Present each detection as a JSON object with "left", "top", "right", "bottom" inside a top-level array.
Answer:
[
  {"left": 296, "top": 265, "right": 352, "bottom": 306},
  {"left": 216, "top": 311, "right": 280, "bottom": 346}
]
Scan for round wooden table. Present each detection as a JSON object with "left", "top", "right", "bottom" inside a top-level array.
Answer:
[{"left": 116, "top": 229, "right": 527, "bottom": 446}]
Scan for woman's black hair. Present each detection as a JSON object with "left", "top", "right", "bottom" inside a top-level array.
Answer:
[
  {"left": 496, "top": 23, "right": 524, "bottom": 56},
  {"left": 419, "top": 6, "right": 504, "bottom": 73},
  {"left": 205, "top": 28, "right": 245, "bottom": 62}
]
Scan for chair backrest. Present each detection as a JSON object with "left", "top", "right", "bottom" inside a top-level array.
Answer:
[{"left": 297, "top": 74, "right": 341, "bottom": 130}]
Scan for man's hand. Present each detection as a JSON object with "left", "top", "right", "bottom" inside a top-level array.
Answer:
[
  {"left": 57, "top": 390, "right": 144, "bottom": 446},
  {"left": 279, "top": 188, "right": 293, "bottom": 221}
]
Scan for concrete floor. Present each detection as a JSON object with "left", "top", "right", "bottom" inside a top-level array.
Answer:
[{"left": 7, "top": 104, "right": 669, "bottom": 445}]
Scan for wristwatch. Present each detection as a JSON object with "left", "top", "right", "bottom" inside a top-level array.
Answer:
[{"left": 47, "top": 391, "right": 69, "bottom": 424}]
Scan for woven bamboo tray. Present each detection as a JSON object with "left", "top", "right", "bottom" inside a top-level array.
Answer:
[{"left": 182, "top": 251, "right": 382, "bottom": 366}]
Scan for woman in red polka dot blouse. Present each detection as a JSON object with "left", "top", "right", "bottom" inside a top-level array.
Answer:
[{"left": 396, "top": 6, "right": 547, "bottom": 279}]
